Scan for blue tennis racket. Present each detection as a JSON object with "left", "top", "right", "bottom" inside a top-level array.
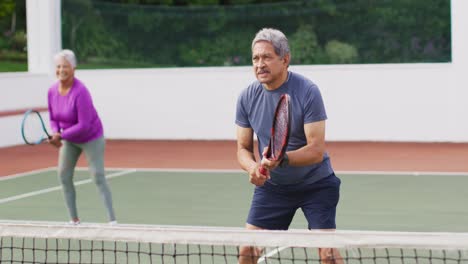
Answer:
[{"left": 21, "top": 109, "right": 51, "bottom": 145}]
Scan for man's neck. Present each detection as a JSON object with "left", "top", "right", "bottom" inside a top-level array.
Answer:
[{"left": 263, "top": 71, "right": 289, "bottom": 90}]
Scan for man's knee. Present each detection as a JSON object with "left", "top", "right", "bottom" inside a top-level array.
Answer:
[
  {"left": 319, "top": 248, "right": 343, "bottom": 264},
  {"left": 238, "top": 245, "right": 262, "bottom": 264}
]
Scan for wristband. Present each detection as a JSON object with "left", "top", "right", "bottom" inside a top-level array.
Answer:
[{"left": 279, "top": 153, "right": 289, "bottom": 168}]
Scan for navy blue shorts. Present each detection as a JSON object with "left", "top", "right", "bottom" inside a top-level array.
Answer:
[{"left": 246, "top": 173, "right": 341, "bottom": 230}]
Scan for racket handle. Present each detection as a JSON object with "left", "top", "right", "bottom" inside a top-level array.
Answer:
[{"left": 259, "top": 166, "right": 267, "bottom": 175}]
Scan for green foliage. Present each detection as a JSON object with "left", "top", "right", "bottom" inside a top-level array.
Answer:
[
  {"left": 0, "top": 60, "right": 27, "bottom": 72},
  {"left": 324, "top": 0, "right": 451, "bottom": 63},
  {"left": 127, "top": 0, "right": 174, "bottom": 4},
  {"left": 186, "top": 0, "right": 220, "bottom": 5},
  {"left": 179, "top": 31, "right": 251, "bottom": 66},
  {"left": 0, "top": 36, "right": 8, "bottom": 49},
  {"left": 289, "top": 24, "right": 326, "bottom": 64},
  {"left": 0, "top": 0, "right": 28, "bottom": 72},
  {"left": 62, "top": 0, "right": 124, "bottom": 63},
  {"left": 9, "top": 30, "right": 26, "bottom": 51},
  {"left": 0, "top": 0, "right": 451, "bottom": 72},
  {"left": 0, "top": 48, "right": 27, "bottom": 72},
  {"left": 0, "top": 49, "right": 26, "bottom": 61},
  {"left": 0, "top": 0, "right": 15, "bottom": 18},
  {"left": 222, "top": 0, "right": 255, "bottom": 4},
  {"left": 325, "top": 40, "right": 358, "bottom": 64},
  {"left": 60, "top": 0, "right": 449, "bottom": 68}
]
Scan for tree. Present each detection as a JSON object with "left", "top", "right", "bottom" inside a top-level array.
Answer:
[{"left": 0, "top": 0, "right": 15, "bottom": 34}]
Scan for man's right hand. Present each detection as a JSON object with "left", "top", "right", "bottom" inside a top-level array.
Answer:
[{"left": 248, "top": 163, "right": 270, "bottom": 186}]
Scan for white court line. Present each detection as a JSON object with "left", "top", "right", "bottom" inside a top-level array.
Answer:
[
  {"left": 75, "top": 167, "right": 244, "bottom": 174},
  {"left": 0, "top": 169, "right": 136, "bottom": 204},
  {"left": 336, "top": 170, "right": 468, "bottom": 176},
  {"left": 2, "top": 167, "right": 468, "bottom": 181},
  {"left": 258, "top": 246, "right": 289, "bottom": 263},
  {"left": 0, "top": 167, "right": 56, "bottom": 181},
  {"left": 77, "top": 167, "right": 468, "bottom": 177}
]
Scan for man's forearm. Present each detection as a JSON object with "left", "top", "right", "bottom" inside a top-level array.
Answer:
[
  {"left": 237, "top": 149, "right": 258, "bottom": 172},
  {"left": 287, "top": 144, "right": 324, "bottom": 167}
]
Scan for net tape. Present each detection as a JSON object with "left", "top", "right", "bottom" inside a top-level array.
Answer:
[{"left": 1, "top": 221, "right": 467, "bottom": 264}]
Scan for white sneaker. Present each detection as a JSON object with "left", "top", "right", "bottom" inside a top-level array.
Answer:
[
  {"left": 109, "top": 220, "right": 117, "bottom": 225},
  {"left": 69, "top": 220, "right": 81, "bottom": 225}
]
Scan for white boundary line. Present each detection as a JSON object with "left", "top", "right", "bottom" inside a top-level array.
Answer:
[
  {"left": 2, "top": 167, "right": 468, "bottom": 181},
  {"left": 0, "top": 169, "right": 136, "bottom": 204},
  {"left": 75, "top": 167, "right": 244, "bottom": 173},
  {"left": 0, "top": 167, "right": 56, "bottom": 181},
  {"left": 336, "top": 170, "right": 468, "bottom": 176},
  {"left": 258, "top": 246, "right": 289, "bottom": 263},
  {"left": 78, "top": 167, "right": 468, "bottom": 176}
]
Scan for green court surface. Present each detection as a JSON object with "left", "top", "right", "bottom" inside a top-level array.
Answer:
[{"left": 1, "top": 168, "right": 467, "bottom": 232}]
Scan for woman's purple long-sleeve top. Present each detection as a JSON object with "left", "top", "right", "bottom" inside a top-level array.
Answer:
[{"left": 47, "top": 78, "right": 103, "bottom": 143}]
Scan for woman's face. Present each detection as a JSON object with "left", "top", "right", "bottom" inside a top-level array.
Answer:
[{"left": 55, "top": 57, "right": 75, "bottom": 82}]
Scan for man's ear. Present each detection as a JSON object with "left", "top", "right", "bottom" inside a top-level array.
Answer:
[{"left": 283, "top": 53, "right": 291, "bottom": 66}]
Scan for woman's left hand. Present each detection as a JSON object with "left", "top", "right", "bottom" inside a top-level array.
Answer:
[{"left": 48, "top": 133, "right": 63, "bottom": 148}]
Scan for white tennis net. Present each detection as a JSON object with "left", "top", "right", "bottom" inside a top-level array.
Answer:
[{"left": 1, "top": 220, "right": 467, "bottom": 263}]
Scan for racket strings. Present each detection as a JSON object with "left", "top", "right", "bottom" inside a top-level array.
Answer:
[
  {"left": 271, "top": 100, "right": 290, "bottom": 159},
  {"left": 22, "top": 112, "right": 48, "bottom": 144}
]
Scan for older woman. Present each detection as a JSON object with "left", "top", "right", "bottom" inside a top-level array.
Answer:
[{"left": 48, "top": 49, "right": 116, "bottom": 225}]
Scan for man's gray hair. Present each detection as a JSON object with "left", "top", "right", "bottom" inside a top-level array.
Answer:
[
  {"left": 251, "top": 28, "right": 290, "bottom": 58},
  {"left": 54, "top": 49, "right": 77, "bottom": 68}
]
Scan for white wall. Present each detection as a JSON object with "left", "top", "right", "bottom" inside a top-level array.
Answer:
[
  {"left": 77, "top": 67, "right": 251, "bottom": 141},
  {"left": 0, "top": 0, "right": 466, "bottom": 147},
  {"left": 76, "top": 63, "right": 465, "bottom": 143},
  {"left": 0, "top": 72, "right": 52, "bottom": 111}
]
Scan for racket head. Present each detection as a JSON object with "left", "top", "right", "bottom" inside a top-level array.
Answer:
[
  {"left": 21, "top": 110, "right": 51, "bottom": 145},
  {"left": 269, "top": 93, "right": 292, "bottom": 161},
  {"left": 259, "top": 94, "right": 292, "bottom": 175}
]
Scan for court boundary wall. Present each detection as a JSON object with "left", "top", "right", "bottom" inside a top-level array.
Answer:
[{"left": 0, "top": 0, "right": 466, "bottom": 147}]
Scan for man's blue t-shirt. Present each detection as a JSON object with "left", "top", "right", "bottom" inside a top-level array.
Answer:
[{"left": 235, "top": 71, "right": 334, "bottom": 185}]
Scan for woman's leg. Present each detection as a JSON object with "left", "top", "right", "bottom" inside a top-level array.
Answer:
[
  {"left": 82, "top": 137, "right": 116, "bottom": 222},
  {"left": 58, "top": 140, "right": 82, "bottom": 221}
]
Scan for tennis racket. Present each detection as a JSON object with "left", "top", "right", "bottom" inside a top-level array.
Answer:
[
  {"left": 259, "top": 94, "right": 292, "bottom": 175},
  {"left": 21, "top": 109, "right": 51, "bottom": 145}
]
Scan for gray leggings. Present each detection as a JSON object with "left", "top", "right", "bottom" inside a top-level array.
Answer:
[{"left": 58, "top": 136, "right": 116, "bottom": 221}]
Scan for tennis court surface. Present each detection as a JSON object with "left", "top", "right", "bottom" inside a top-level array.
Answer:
[
  {"left": 1, "top": 140, "right": 468, "bottom": 263},
  {"left": 1, "top": 167, "right": 468, "bottom": 231},
  {"left": 1, "top": 167, "right": 468, "bottom": 263}
]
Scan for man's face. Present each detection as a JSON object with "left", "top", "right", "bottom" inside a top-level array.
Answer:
[{"left": 252, "top": 41, "right": 289, "bottom": 89}]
